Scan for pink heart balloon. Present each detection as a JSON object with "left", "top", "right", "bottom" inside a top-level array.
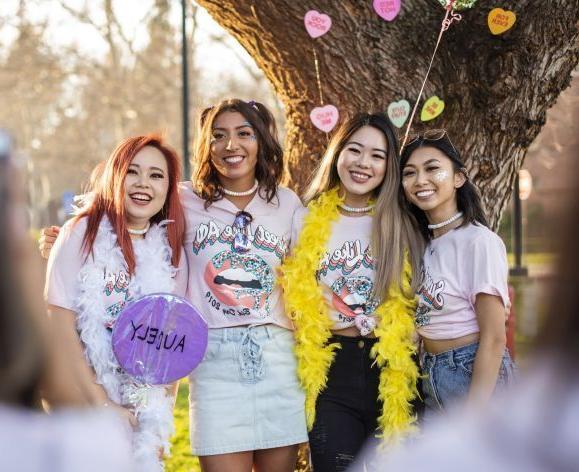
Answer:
[
  {"left": 304, "top": 10, "right": 332, "bottom": 38},
  {"left": 373, "top": 0, "right": 401, "bottom": 22},
  {"left": 310, "top": 105, "right": 339, "bottom": 132}
]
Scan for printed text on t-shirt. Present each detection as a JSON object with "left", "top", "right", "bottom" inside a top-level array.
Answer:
[{"left": 192, "top": 220, "right": 289, "bottom": 260}]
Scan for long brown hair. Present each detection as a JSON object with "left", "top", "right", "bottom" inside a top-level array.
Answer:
[
  {"left": 192, "top": 99, "right": 283, "bottom": 207},
  {"left": 76, "top": 134, "right": 185, "bottom": 274},
  {"left": 304, "top": 113, "right": 424, "bottom": 297}
]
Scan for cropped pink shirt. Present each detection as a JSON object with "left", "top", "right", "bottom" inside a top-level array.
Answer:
[
  {"left": 415, "top": 223, "right": 509, "bottom": 340},
  {"left": 180, "top": 183, "right": 303, "bottom": 329}
]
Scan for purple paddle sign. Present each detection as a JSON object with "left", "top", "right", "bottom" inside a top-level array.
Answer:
[{"left": 112, "top": 294, "right": 208, "bottom": 385}]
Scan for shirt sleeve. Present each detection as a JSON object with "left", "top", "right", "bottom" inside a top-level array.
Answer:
[
  {"left": 173, "top": 246, "right": 189, "bottom": 297},
  {"left": 44, "top": 219, "right": 86, "bottom": 311},
  {"left": 467, "top": 231, "right": 509, "bottom": 308}
]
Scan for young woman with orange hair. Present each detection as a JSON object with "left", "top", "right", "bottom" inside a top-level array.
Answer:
[{"left": 44, "top": 134, "right": 187, "bottom": 471}]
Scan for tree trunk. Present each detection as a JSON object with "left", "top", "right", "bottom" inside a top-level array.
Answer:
[{"left": 195, "top": 0, "right": 579, "bottom": 229}]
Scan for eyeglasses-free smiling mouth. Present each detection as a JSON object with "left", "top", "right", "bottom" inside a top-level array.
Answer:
[
  {"left": 349, "top": 170, "right": 372, "bottom": 183},
  {"left": 129, "top": 192, "right": 153, "bottom": 204},
  {"left": 222, "top": 155, "right": 245, "bottom": 164}
]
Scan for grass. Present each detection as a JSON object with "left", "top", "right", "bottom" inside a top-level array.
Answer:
[
  {"left": 507, "top": 252, "right": 556, "bottom": 267},
  {"left": 165, "top": 381, "right": 200, "bottom": 472}
]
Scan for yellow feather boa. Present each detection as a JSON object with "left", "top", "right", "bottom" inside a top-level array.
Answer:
[{"left": 281, "top": 187, "right": 419, "bottom": 443}]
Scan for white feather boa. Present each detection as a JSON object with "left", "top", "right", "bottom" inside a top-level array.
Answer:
[{"left": 75, "top": 217, "right": 177, "bottom": 471}]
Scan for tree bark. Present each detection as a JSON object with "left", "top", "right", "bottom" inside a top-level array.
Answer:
[{"left": 196, "top": 0, "right": 579, "bottom": 229}]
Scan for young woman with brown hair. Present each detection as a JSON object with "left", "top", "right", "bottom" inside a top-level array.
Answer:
[{"left": 180, "top": 99, "right": 307, "bottom": 472}]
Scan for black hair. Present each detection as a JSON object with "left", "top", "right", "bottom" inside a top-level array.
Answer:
[{"left": 400, "top": 134, "right": 488, "bottom": 241}]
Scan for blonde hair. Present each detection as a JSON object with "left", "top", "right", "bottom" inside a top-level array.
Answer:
[{"left": 304, "top": 113, "right": 424, "bottom": 297}]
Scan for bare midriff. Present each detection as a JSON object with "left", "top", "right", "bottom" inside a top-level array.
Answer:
[{"left": 422, "top": 332, "right": 480, "bottom": 355}]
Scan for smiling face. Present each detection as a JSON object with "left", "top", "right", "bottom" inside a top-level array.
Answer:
[
  {"left": 210, "top": 111, "right": 258, "bottom": 189},
  {"left": 336, "top": 126, "right": 388, "bottom": 206},
  {"left": 401, "top": 145, "right": 466, "bottom": 218},
  {"left": 123, "top": 146, "right": 169, "bottom": 229}
]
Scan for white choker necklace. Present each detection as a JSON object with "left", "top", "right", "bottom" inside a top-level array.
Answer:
[
  {"left": 222, "top": 180, "right": 258, "bottom": 197},
  {"left": 127, "top": 221, "right": 150, "bottom": 235},
  {"left": 339, "top": 203, "right": 375, "bottom": 213},
  {"left": 428, "top": 212, "right": 463, "bottom": 230}
]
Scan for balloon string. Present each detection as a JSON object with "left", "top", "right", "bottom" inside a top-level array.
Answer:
[
  {"left": 401, "top": 0, "right": 461, "bottom": 149},
  {"left": 313, "top": 48, "right": 324, "bottom": 105}
]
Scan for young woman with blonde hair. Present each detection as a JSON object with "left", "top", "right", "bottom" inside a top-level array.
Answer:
[{"left": 281, "top": 113, "right": 423, "bottom": 471}]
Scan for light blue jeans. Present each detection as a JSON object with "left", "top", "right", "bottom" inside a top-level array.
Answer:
[{"left": 421, "top": 341, "right": 515, "bottom": 419}]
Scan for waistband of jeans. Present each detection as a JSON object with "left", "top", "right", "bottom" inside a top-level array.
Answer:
[
  {"left": 329, "top": 334, "right": 379, "bottom": 344},
  {"left": 422, "top": 341, "right": 479, "bottom": 364}
]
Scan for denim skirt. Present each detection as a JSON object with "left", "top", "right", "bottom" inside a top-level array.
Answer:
[
  {"left": 188, "top": 324, "right": 308, "bottom": 456},
  {"left": 421, "top": 341, "right": 515, "bottom": 419}
]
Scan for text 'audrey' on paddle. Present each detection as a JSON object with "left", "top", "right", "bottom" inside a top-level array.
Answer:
[{"left": 112, "top": 294, "right": 208, "bottom": 385}]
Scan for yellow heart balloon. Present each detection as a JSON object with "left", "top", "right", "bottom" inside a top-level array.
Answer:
[
  {"left": 488, "top": 8, "right": 517, "bottom": 35},
  {"left": 421, "top": 96, "right": 445, "bottom": 122}
]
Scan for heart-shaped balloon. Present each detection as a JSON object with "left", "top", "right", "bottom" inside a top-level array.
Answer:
[
  {"left": 310, "top": 105, "right": 339, "bottom": 132},
  {"left": 387, "top": 99, "right": 410, "bottom": 128},
  {"left": 304, "top": 10, "right": 332, "bottom": 38},
  {"left": 488, "top": 8, "right": 516, "bottom": 35},
  {"left": 437, "top": 0, "right": 478, "bottom": 10},
  {"left": 354, "top": 315, "right": 377, "bottom": 337},
  {"left": 373, "top": 0, "right": 401, "bottom": 22},
  {"left": 421, "top": 96, "right": 445, "bottom": 122}
]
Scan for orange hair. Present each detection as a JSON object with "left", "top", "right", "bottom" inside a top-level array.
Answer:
[{"left": 76, "top": 134, "right": 185, "bottom": 274}]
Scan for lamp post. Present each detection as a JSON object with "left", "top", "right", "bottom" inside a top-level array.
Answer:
[
  {"left": 181, "top": 0, "right": 191, "bottom": 180},
  {"left": 510, "top": 170, "right": 531, "bottom": 276}
]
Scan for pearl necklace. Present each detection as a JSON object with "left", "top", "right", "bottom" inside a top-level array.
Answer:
[
  {"left": 428, "top": 211, "right": 463, "bottom": 230},
  {"left": 338, "top": 203, "right": 375, "bottom": 213},
  {"left": 221, "top": 180, "right": 258, "bottom": 197},
  {"left": 127, "top": 221, "right": 150, "bottom": 235}
]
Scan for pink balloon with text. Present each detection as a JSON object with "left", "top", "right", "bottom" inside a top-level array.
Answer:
[
  {"left": 373, "top": 0, "right": 401, "bottom": 22},
  {"left": 304, "top": 10, "right": 332, "bottom": 38},
  {"left": 310, "top": 105, "right": 339, "bottom": 132}
]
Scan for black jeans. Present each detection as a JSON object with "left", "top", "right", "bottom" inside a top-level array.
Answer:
[{"left": 308, "top": 335, "right": 381, "bottom": 472}]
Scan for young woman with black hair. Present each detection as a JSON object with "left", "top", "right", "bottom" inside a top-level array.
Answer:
[{"left": 400, "top": 130, "right": 515, "bottom": 416}]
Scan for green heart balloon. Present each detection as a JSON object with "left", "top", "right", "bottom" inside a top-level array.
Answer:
[{"left": 437, "top": 0, "right": 478, "bottom": 10}]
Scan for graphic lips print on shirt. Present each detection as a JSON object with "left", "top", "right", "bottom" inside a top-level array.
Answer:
[
  {"left": 331, "top": 275, "right": 378, "bottom": 319},
  {"left": 204, "top": 250, "right": 274, "bottom": 312}
]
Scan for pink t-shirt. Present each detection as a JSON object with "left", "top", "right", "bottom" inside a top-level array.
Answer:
[
  {"left": 293, "top": 209, "right": 379, "bottom": 330},
  {"left": 415, "top": 223, "right": 509, "bottom": 340},
  {"left": 180, "top": 183, "right": 303, "bottom": 329},
  {"left": 45, "top": 217, "right": 188, "bottom": 325}
]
